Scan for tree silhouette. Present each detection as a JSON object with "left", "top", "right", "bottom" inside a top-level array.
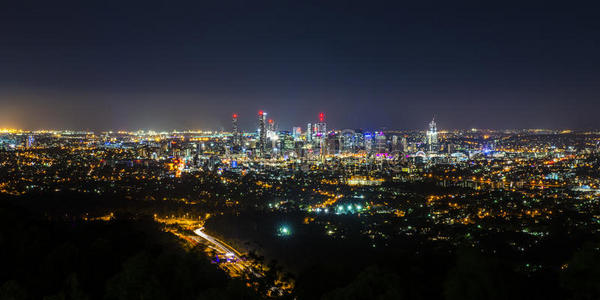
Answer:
[
  {"left": 444, "top": 248, "right": 515, "bottom": 300},
  {"left": 561, "top": 242, "right": 600, "bottom": 300}
]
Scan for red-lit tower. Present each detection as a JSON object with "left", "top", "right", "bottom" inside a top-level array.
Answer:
[
  {"left": 316, "top": 112, "right": 327, "bottom": 136},
  {"left": 267, "top": 118, "right": 275, "bottom": 132},
  {"left": 232, "top": 113, "right": 239, "bottom": 147},
  {"left": 315, "top": 112, "right": 327, "bottom": 159}
]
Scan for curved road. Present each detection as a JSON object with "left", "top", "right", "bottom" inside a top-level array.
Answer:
[
  {"left": 193, "top": 228, "right": 241, "bottom": 259},
  {"left": 193, "top": 228, "right": 287, "bottom": 296}
]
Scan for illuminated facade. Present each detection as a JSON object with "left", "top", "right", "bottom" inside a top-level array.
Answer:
[
  {"left": 315, "top": 112, "right": 327, "bottom": 136},
  {"left": 375, "top": 132, "right": 387, "bottom": 153},
  {"left": 364, "top": 132, "right": 373, "bottom": 153},
  {"left": 292, "top": 127, "right": 302, "bottom": 139},
  {"left": 340, "top": 129, "right": 358, "bottom": 153},
  {"left": 426, "top": 118, "right": 438, "bottom": 152},
  {"left": 232, "top": 113, "right": 239, "bottom": 147},
  {"left": 258, "top": 111, "right": 267, "bottom": 154},
  {"left": 267, "top": 119, "right": 278, "bottom": 153}
]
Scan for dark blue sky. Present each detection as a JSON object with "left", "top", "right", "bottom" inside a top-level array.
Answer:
[{"left": 1, "top": 1, "right": 599, "bottom": 131}]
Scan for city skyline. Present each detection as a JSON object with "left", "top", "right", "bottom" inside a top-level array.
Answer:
[
  {"left": 1, "top": 110, "right": 599, "bottom": 133},
  {"left": 4, "top": 2, "right": 600, "bottom": 299}
]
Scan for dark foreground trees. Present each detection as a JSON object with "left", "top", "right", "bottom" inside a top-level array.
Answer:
[
  {"left": 0, "top": 202, "right": 260, "bottom": 300},
  {"left": 3, "top": 194, "right": 600, "bottom": 300}
]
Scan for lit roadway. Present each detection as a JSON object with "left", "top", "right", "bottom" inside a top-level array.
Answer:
[
  {"left": 193, "top": 228, "right": 287, "bottom": 296},
  {"left": 193, "top": 228, "right": 260, "bottom": 278},
  {"left": 193, "top": 228, "right": 242, "bottom": 260}
]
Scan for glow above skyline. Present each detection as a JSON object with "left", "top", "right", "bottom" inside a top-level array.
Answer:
[{"left": 0, "top": 1, "right": 599, "bottom": 130}]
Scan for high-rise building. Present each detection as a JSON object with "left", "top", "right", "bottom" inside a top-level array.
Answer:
[
  {"left": 315, "top": 112, "right": 327, "bottom": 136},
  {"left": 306, "top": 123, "right": 312, "bottom": 141},
  {"left": 258, "top": 110, "right": 267, "bottom": 154},
  {"left": 340, "top": 129, "right": 357, "bottom": 153},
  {"left": 426, "top": 118, "right": 438, "bottom": 152},
  {"left": 279, "top": 132, "right": 295, "bottom": 152},
  {"left": 232, "top": 113, "right": 239, "bottom": 147},
  {"left": 266, "top": 118, "right": 279, "bottom": 154},
  {"left": 326, "top": 134, "right": 338, "bottom": 155},
  {"left": 267, "top": 119, "right": 275, "bottom": 132},
  {"left": 364, "top": 132, "right": 373, "bottom": 154},
  {"left": 314, "top": 113, "right": 327, "bottom": 159},
  {"left": 292, "top": 127, "right": 302, "bottom": 139},
  {"left": 26, "top": 135, "right": 34, "bottom": 148},
  {"left": 391, "top": 135, "right": 399, "bottom": 151},
  {"left": 402, "top": 137, "right": 408, "bottom": 152},
  {"left": 375, "top": 132, "right": 387, "bottom": 153}
]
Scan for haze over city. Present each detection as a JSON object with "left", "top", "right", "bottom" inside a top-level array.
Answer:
[{"left": 1, "top": 1, "right": 599, "bottom": 130}]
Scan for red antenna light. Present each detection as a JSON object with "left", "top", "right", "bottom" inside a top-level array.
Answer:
[
  {"left": 259, "top": 110, "right": 263, "bottom": 115},
  {"left": 268, "top": 119, "right": 273, "bottom": 124},
  {"left": 232, "top": 113, "right": 238, "bottom": 118},
  {"left": 319, "top": 112, "right": 324, "bottom": 122}
]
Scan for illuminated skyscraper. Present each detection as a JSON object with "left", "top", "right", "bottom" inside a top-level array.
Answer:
[
  {"left": 391, "top": 135, "right": 398, "bottom": 151},
  {"left": 364, "top": 132, "right": 373, "bottom": 154},
  {"left": 26, "top": 135, "right": 34, "bottom": 148},
  {"left": 267, "top": 118, "right": 278, "bottom": 154},
  {"left": 340, "top": 129, "right": 358, "bottom": 153},
  {"left": 267, "top": 119, "right": 275, "bottom": 132},
  {"left": 315, "top": 112, "right": 327, "bottom": 136},
  {"left": 292, "top": 127, "right": 302, "bottom": 139},
  {"left": 306, "top": 123, "right": 312, "bottom": 141},
  {"left": 258, "top": 110, "right": 267, "bottom": 153},
  {"left": 426, "top": 118, "right": 438, "bottom": 152},
  {"left": 232, "top": 113, "right": 239, "bottom": 147},
  {"left": 375, "top": 132, "right": 387, "bottom": 153},
  {"left": 314, "top": 113, "right": 327, "bottom": 159}
]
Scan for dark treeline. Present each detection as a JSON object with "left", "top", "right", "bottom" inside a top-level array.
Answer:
[
  {"left": 3, "top": 192, "right": 600, "bottom": 299},
  {"left": 0, "top": 197, "right": 261, "bottom": 300},
  {"left": 206, "top": 211, "right": 600, "bottom": 300}
]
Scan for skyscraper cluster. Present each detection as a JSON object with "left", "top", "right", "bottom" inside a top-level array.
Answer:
[{"left": 229, "top": 111, "right": 444, "bottom": 159}]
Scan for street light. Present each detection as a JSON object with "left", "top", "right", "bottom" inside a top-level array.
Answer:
[{"left": 278, "top": 225, "right": 291, "bottom": 236}]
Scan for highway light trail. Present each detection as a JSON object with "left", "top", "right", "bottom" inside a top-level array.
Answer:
[{"left": 193, "top": 228, "right": 241, "bottom": 259}]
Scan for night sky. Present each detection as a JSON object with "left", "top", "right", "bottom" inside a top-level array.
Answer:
[{"left": 1, "top": 1, "right": 599, "bottom": 131}]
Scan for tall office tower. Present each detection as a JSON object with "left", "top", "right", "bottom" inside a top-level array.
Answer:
[
  {"left": 292, "top": 127, "right": 302, "bottom": 139},
  {"left": 26, "top": 135, "right": 34, "bottom": 148},
  {"left": 267, "top": 119, "right": 278, "bottom": 154},
  {"left": 402, "top": 137, "right": 408, "bottom": 152},
  {"left": 426, "top": 118, "right": 438, "bottom": 152},
  {"left": 375, "top": 132, "right": 387, "bottom": 153},
  {"left": 267, "top": 119, "right": 275, "bottom": 132},
  {"left": 340, "top": 129, "right": 357, "bottom": 153},
  {"left": 391, "top": 135, "right": 399, "bottom": 151},
  {"left": 315, "top": 112, "right": 327, "bottom": 136},
  {"left": 280, "top": 132, "right": 295, "bottom": 152},
  {"left": 232, "top": 113, "right": 239, "bottom": 147},
  {"left": 258, "top": 110, "right": 267, "bottom": 154},
  {"left": 364, "top": 133, "right": 373, "bottom": 154},
  {"left": 306, "top": 123, "right": 312, "bottom": 141},
  {"left": 326, "top": 134, "right": 338, "bottom": 155}
]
